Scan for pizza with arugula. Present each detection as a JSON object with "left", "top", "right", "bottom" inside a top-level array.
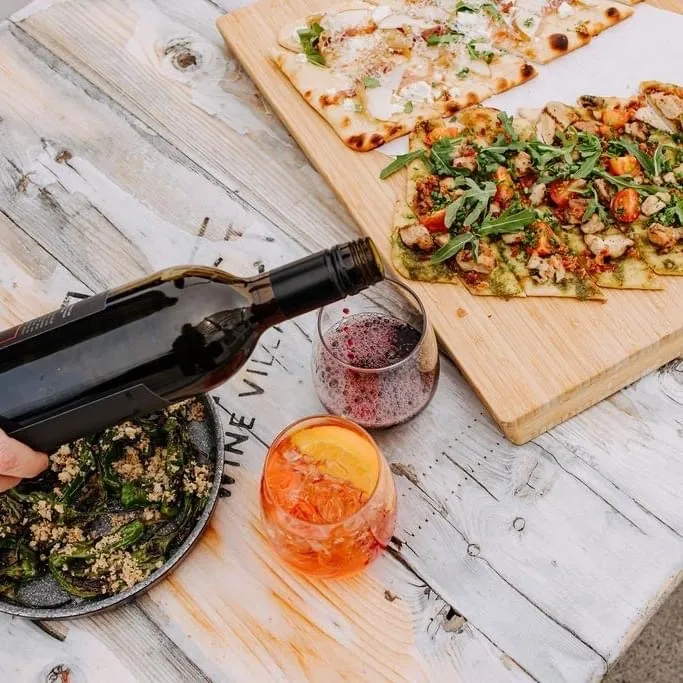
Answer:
[{"left": 384, "top": 80, "right": 683, "bottom": 299}]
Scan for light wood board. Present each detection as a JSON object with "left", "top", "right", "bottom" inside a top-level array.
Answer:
[{"left": 218, "top": 0, "right": 683, "bottom": 444}]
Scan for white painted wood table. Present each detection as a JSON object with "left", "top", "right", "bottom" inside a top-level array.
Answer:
[{"left": 0, "top": 1, "right": 681, "bottom": 681}]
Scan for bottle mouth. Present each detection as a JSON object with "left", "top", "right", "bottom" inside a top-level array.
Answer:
[{"left": 337, "top": 238, "right": 385, "bottom": 295}]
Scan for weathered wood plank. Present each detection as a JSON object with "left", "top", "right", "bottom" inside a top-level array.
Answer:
[
  {"left": 0, "top": 608, "right": 209, "bottom": 683},
  {"left": 0, "top": 20, "right": 536, "bottom": 682},
  {"left": 15, "top": 0, "right": 356, "bottom": 252}
]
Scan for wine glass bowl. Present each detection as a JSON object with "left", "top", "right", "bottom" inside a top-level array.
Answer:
[
  {"left": 312, "top": 278, "right": 439, "bottom": 429},
  {"left": 260, "top": 415, "right": 396, "bottom": 579}
]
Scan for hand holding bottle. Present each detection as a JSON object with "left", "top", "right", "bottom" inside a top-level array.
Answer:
[{"left": 0, "top": 430, "right": 49, "bottom": 492}]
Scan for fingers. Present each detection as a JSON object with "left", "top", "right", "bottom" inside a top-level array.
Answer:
[
  {"left": 0, "top": 430, "right": 49, "bottom": 479},
  {"left": 0, "top": 475, "right": 21, "bottom": 493}
]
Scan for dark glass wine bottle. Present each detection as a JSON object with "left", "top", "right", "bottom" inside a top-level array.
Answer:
[{"left": 0, "top": 239, "right": 383, "bottom": 451}]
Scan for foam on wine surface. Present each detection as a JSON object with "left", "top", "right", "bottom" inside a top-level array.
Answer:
[{"left": 314, "top": 313, "right": 438, "bottom": 429}]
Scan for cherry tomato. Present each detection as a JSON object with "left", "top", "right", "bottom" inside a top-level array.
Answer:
[
  {"left": 547, "top": 180, "right": 574, "bottom": 208},
  {"left": 610, "top": 188, "right": 641, "bottom": 223},
  {"left": 601, "top": 108, "right": 630, "bottom": 129},
  {"left": 532, "top": 221, "right": 555, "bottom": 257},
  {"left": 566, "top": 198, "right": 590, "bottom": 224},
  {"left": 420, "top": 209, "right": 447, "bottom": 232},
  {"left": 607, "top": 155, "right": 640, "bottom": 176},
  {"left": 428, "top": 127, "right": 462, "bottom": 145},
  {"left": 493, "top": 166, "right": 515, "bottom": 206}
]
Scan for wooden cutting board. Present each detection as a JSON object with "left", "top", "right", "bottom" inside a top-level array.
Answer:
[{"left": 218, "top": 1, "right": 683, "bottom": 444}]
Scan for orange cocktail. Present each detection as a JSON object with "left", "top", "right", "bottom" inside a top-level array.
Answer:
[{"left": 260, "top": 415, "right": 396, "bottom": 578}]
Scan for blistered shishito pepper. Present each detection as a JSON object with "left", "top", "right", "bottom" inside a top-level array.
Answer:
[
  {"left": 49, "top": 521, "right": 146, "bottom": 597},
  {"left": 106, "top": 520, "right": 145, "bottom": 550},
  {"left": 48, "top": 544, "right": 101, "bottom": 598},
  {"left": 97, "top": 434, "right": 122, "bottom": 494},
  {"left": 59, "top": 439, "right": 96, "bottom": 506},
  {"left": 0, "top": 540, "right": 39, "bottom": 582},
  {"left": 120, "top": 482, "right": 149, "bottom": 509}
]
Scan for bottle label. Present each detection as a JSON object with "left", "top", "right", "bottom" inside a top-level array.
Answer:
[{"left": 0, "top": 292, "right": 108, "bottom": 349}]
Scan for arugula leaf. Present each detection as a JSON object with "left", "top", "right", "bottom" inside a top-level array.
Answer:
[
  {"left": 379, "top": 150, "right": 426, "bottom": 179},
  {"left": 593, "top": 168, "right": 664, "bottom": 194},
  {"left": 498, "top": 111, "right": 517, "bottom": 142},
  {"left": 676, "top": 198, "right": 683, "bottom": 225},
  {"left": 653, "top": 142, "right": 665, "bottom": 178},
  {"left": 658, "top": 197, "right": 683, "bottom": 226},
  {"left": 615, "top": 137, "right": 655, "bottom": 177},
  {"left": 363, "top": 76, "right": 380, "bottom": 88},
  {"left": 573, "top": 133, "right": 602, "bottom": 179},
  {"left": 482, "top": 2, "right": 504, "bottom": 22},
  {"left": 431, "top": 136, "right": 463, "bottom": 176},
  {"left": 456, "top": 67, "right": 470, "bottom": 79},
  {"left": 467, "top": 40, "right": 495, "bottom": 64},
  {"left": 445, "top": 178, "right": 496, "bottom": 228},
  {"left": 427, "top": 32, "right": 464, "bottom": 45},
  {"left": 526, "top": 139, "right": 574, "bottom": 170},
  {"left": 478, "top": 208, "right": 536, "bottom": 236},
  {"left": 454, "top": 0, "right": 477, "bottom": 11},
  {"left": 581, "top": 186, "right": 608, "bottom": 223},
  {"left": 430, "top": 232, "right": 476, "bottom": 264},
  {"left": 298, "top": 23, "right": 326, "bottom": 67}
]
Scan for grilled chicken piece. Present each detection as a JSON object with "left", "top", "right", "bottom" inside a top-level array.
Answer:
[
  {"left": 594, "top": 179, "right": 614, "bottom": 206},
  {"left": 649, "top": 92, "right": 683, "bottom": 121},
  {"left": 433, "top": 232, "right": 451, "bottom": 248},
  {"left": 529, "top": 183, "right": 546, "bottom": 206},
  {"left": 456, "top": 242, "right": 495, "bottom": 274},
  {"left": 545, "top": 102, "right": 579, "bottom": 131},
  {"left": 641, "top": 192, "right": 671, "bottom": 217},
  {"left": 501, "top": 231, "right": 525, "bottom": 245},
  {"left": 537, "top": 112, "right": 557, "bottom": 144},
  {"left": 452, "top": 156, "right": 477, "bottom": 172},
  {"left": 513, "top": 151, "right": 533, "bottom": 175},
  {"left": 527, "top": 253, "right": 567, "bottom": 284},
  {"left": 581, "top": 213, "right": 606, "bottom": 234},
  {"left": 400, "top": 225, "right": 433, "bottom": 252},
  {"left": 634, "top": 105, "right": 674, "bottom": 132},
  {"left": 573, "top": 120, "right": 602, "bottom": 134},
  {"left": 647, "top": 223, "right": 681, "bottom": 252},
  {"left": 624, "top": 121, "right": 648, "bottom": 141},
  {"left": 584, "top": 233, "right": 634, "bottom": 260}
]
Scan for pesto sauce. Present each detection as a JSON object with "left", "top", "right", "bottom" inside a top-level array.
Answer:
[
  {"left": 574, "top": 278, "right": 591, "bottom": 300},
  {"left": 489, "top": 266, "right": 520, "bottom": 297},
  {"left": 613, "top": 261, "right": 626, "bottom": 285}
]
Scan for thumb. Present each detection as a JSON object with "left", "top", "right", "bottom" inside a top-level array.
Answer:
[{"left": 0, "top": 430, "right": 49, "bottom": 479}]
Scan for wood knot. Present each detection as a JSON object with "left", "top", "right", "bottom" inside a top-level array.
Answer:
[
  {"left": 467, "top": 543, "right": 480, "bottom": 557},
  {"left": 55, "top": 150, "right": 73, "bottom": 164},
  {"left": 513, "top": 517, "right": 526, "bottom": 531},
  {"left": 164, "top": 38, "right": 201, "bottom": 71},
  {"left": 45, "top": 664, "right": 72, "bottom": 683}
]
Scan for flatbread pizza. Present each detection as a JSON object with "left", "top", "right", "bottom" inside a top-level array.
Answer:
[
  {"left": 382, "top": 81, "right": 683, "bottom": 299},
  {"left": 274, "top": 1, "right": 538, "bottom": 150},
  {"left": 273, "top": 0, "right": 636, "bottom": 149}
]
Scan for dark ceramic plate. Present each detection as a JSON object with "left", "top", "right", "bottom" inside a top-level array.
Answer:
[{"left": 0, "top": 394, "right": 224, "bottom": 620}]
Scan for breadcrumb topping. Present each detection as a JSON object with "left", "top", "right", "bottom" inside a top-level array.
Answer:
[{"left": 0, "top": 398, "right": 213, "bottom": 599}]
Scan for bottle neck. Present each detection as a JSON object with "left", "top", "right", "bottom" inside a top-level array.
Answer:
[{"left": 251, "top": 239, "right": 384, "bottom": 325}]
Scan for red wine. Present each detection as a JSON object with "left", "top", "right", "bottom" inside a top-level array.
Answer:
[
  {"left": 313, "top": 312, "right": 439, "bottom": 429},
  {"left": 0, "top": 239, "right": 383, "bottom": 451}
]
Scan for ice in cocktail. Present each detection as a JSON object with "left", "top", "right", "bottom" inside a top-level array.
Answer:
[{"left": 260, "top": 416, "right": 396, "bottom": 578}]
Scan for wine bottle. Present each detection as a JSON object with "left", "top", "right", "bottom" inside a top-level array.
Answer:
[{"left": 0, "top": 239, "right": 383, "bottom": 451}]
